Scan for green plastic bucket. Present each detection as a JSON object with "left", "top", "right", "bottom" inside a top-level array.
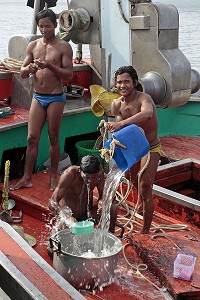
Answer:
[
  {"left": 75, "top": 140, "right": 104, "bottom": 165},
  {"left": 71, "top": 220, "right": 94, "bottom": 235}
]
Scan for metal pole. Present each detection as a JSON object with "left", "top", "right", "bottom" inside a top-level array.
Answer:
[{"left": 31, "top": 0, "right": 41, "bottom": 34}]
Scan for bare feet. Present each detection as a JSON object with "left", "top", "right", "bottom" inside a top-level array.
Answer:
[
  {"left": 10, "top": 178, "right": 32, "bottom": 190},
  {"left": 50, "top": 174, "right": 58, "bottom": 191}
]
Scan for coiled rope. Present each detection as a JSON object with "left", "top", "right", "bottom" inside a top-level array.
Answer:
[
  {"left": 97, "top": 119, "right": 188, "bottom": 295},
  {"left": 0, "top": 58, "right": 22, "bottom": 73},
  {"left": 115, "top": 176, "right": 188, "bottom": 296}
]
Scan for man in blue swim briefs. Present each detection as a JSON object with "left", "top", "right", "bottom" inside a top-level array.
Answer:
[
  {"left": 107, "top": 66, "right": 161, "bottom": 234},
  {"left": 11, "top": 9, "right": 73, "bottom": 191}
]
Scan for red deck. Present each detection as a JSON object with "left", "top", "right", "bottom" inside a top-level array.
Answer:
[
  {"left": 1, "top": 135, "right": 200, "bottom": 299},
  {"left": 160, "top": 135, "right": 200, "bottom": 161},
  {"left": 0, "top": 103, "right": 29, "bottom": 127}
]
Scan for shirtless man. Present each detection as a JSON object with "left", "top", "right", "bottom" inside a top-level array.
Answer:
[
  {"left": 49, "top": 155, "right": 118, "bottom": 233},
  {"left": 12, "top": 9, "right": 73, "bottom": 190},
  {"left": 107, "top": 66, "right": 161, "bottom": 234}
]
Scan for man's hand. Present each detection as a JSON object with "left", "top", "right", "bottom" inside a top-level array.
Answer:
[
  {"left": 34, "top": 58, "right": 50, "bottom": 69},
  {"left": 28, "top": 62, "right": 38, "bottom": 75},
  {"left": 107, "top": 121, "right": 123, "bottom": 133},
  {"left": 48, "top": 199, "right": 61, "bottom": 215}
]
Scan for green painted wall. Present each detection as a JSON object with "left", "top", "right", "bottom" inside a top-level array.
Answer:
[
  {"left": 157, "top": 100, "right": 200, "bottom": 137},
  {"left": 0, "top": 111, "right": 101, "bottom": 170},
  {"left": 38, "top": 111, "right": 101, "bottom": 166},
  {"left": 1, "top": 100, "right": 200, "bottom": 172}
]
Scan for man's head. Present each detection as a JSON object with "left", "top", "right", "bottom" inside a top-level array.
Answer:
[
  {"left": 115, "top": 66, "right": 138, "bottom": 83},
  {"left": 80, "top": 155, "right": 101, "bottom": 174},
  {"left": 36, "top": 9, "right": 57, "bottom": 39},
  {"left": 36, "top": 9, "right": 57, "bottom": 25},
  {"left": 79, "top": 155, "right": 101, "bottom": 183},
  {"left": 114, "top": 66, "right": 142, "bottom": 96}
]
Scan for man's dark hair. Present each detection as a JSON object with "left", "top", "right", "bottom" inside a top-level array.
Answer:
[
  {"left": 36, "top": 9, "right": 57, "bottom": 25},
  {"left": 80, "top": 155, "right": 100, "bottom": 174},
  {"left": 114, "top": 65, "right": 143, "bottom": 91},
  {"left": 115, "top": 66, "right": 138, "bottom": 82}
]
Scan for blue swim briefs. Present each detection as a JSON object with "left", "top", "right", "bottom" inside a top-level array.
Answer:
[{"left": 33, "top": 92, "right": 66, "bottom": 109}]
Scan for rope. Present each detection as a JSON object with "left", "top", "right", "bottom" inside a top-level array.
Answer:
[
  {"left": 114, "top": 160, "right": 189, "bottom": 296},
  {"left": 0, "top": 58, "right": 22, "bottom": 73},
  {"left": 96, "top": 120, "right": 187, "bottom": 296},
  {"left": 118, "top": 195, "right": 188, "bottom": 297},
  {"left": 123, "top": 242, "right": 168, "bottom": 297},
  {"left": 98, "top": 120, "right": 128, "bottom": 163}
]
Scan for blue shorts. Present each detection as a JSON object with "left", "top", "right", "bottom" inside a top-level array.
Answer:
[{"left": 33, "top": 92, "right": 66, "bottom": 109}]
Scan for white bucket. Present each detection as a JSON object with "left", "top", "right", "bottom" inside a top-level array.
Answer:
[{"left": 43, "top": 153, "right": 71, "bottom": 174}]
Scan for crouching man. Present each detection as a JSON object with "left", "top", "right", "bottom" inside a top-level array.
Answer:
[{"left": 49, "top": 155, "right": 118, "bottom": 233}]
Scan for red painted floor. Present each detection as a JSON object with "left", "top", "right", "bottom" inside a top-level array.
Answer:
[
  {"left": 160, "top": 135, "right": 200, "bottom": 161},
  {"left": 1, "top": 135, "right": 200, "bottom": 299},
  {"left": 0, "top": 103, "right": 29, "bottom": 126}
]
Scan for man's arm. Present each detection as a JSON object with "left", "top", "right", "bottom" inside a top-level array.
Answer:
[
  {"left": 20, "top": 42, "right": 38, "bottom": 79},
  {"left": 48, "top": 173, "right": 68, "bottom": 214},
  {"left": 105, "top": 98, "right": 124, "bottom": 132}
]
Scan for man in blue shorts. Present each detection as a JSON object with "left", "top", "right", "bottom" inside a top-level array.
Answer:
[{"left": 11, "top": 9, "right": 73, "bottom": 190}]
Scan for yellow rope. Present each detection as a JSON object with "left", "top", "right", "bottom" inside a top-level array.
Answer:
[{"left": 2, "top": 160, "right": 10, "bottom": 213}]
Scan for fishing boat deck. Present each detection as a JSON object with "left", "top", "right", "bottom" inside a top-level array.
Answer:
[
  {"left": 0, "top": 94, "right": 91, "bottom": 132},
  {"left": 1, "top": 170, "right": 200, "bottom": 299},
  {"left": 160, "top": 135, "right": 200, "bottom": 162},
  {"left": 1, "top": 135, "right": 200, "bottom": 299}
]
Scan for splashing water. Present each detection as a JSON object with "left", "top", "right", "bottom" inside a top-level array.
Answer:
[
  {"left": 50, "top": 166, "right": 124, "bottom": 291},
  {"left": 51, "top": 206, "right": 75, "bottom": 236},
  {"left": 51, "top": 165, "right": 123, "bottom": 257}
]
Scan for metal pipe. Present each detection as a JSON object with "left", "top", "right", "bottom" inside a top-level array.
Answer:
[
  {"left": 75, "top": 44, "right": 83, "bottom": 63},
  {"left": 106, "top": 53, "right": 112, "bottom": 91},
  {"left": 139, "top": 71, "right": 167, "bottom": 105},
  {"left": 191, "top": 69, "right": 200, "bottom": 94},
  {"left": 31, "top": 0, "right": 41, "bottom": 34}
]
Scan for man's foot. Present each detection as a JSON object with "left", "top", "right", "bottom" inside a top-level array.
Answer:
[
  {"left": 50, "top": 174, "right": 58, "bottom": 191},
  {"left": 10, "top": 179, "right": 32, "bottom": 190}
]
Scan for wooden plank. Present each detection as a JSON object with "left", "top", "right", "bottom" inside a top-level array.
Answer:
[
  {"left": 155, "top": 170, "right": 192, "bottom": 187},
  {"left": 156, "top": 161, "right": 192, "bottom": 181}
]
